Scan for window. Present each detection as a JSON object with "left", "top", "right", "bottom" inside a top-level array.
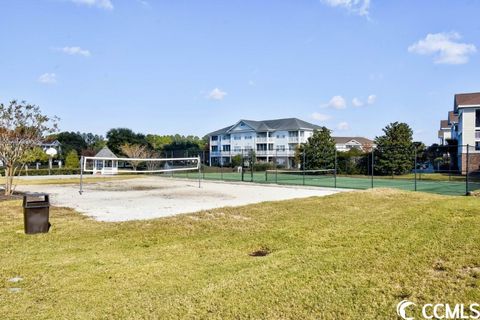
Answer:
[
  {"left": 256, "top": 144, "right": 267, "bottom": 151},
  {"left": 276, "top": 145, "right": 285, "bottom": 151},
  {"left": 476, "top": 142, "right": 480, "bottom": 151},
  {"left": 234, "top": 146, "right": 241, "bottom": 152},
  {"left": 300, "top": 131, "right": 304, "bottom": 137},
  {"left": 211, "top": 136, "right": 218, "bottom": 141},
  {"left": 476, "top": 110, "right": 480, "bottom": 128},
  {"left": 211, "top": 146, "right": 218, "bottom": 152},
  {"left": 276, "top": 134, "right": 285, "bottom": 139},
  {"left": 223, "top": 135, "right": 230, "bottom": 140},
  {"left": 222, "top": 145, "right": 230, "bottom": 152},
  {"left": 233, "top": 135, "right": 241, "bottom": 140},
  {"left": 245, "top": 135, "right": 252, "bottom": 140}
]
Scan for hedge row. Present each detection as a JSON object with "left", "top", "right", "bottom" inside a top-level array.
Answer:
[{"left": 16, "top": 168, "right": 81, "bottom": 176}]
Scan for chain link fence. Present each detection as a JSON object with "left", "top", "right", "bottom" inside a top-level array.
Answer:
[{"left": 170, "top": 145, "right": 480, "bottom": 196}]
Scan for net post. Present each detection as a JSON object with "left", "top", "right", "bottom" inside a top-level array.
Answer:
[
  {"left": 414, "top": 147, "right": 417, "bottom": 192},
  {"left": 466, "top": 144, "right": 470, "bottom": 195},
  {"left": 79, "top": 155, "right": 84, "bottom": 195},
  {"left": 371, "top": 148, "right": 374, "bottom": 189}
]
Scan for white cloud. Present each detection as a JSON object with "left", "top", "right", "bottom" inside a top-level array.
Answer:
[
  {"left": 352, "top": 97, "right": 364, "bottom": 107},
  {"left": 207, "top": 88, "right": 227, "bottom": 100},
  {"left": 323, "top": 95, "right": 347, "bottom": 109},
  {"left": 321, "top": 0, "right": 370, "bottom": 17},
  {"left": 408, "top": 32, "right": 476, "bottom": 65},
  {"left": 367, "top": 94, "right": 376, "bottom": 104},
  {"left": 311, "top": 112, "right": 332, "bottom": 121},
  {"left": 337, "top": 121, "right": 350, "bottom": 130},
  {"left": 59, "top": 46, "right": 91, "bottom": 57},
  {"left": 70, "top": 0, "right": 113, "bottom": 10},
  {"left": 38, "top": 73, "right": 57, "bottom": 84}
]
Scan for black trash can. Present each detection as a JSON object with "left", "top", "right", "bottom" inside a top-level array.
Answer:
[{"left": 23, "top": 193, "right": 51, "bottom": 234}]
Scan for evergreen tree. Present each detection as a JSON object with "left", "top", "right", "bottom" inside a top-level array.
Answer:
[
  {"left": 65, "top": 150, "right": 80, "bottom": 168},
  {"left": 374, "top": 122, "right": 414, "bottom": 176},
  {"left": 297, "top": 127, "right": 336, "bottom": 170}
]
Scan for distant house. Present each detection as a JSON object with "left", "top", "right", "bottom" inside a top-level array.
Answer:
[
  {"left": 206, "top": 118, "right": 374, "bottom": 168},
  {"left": 93, "top": 146, "right": 118, "bottom": 175},
  {"left": 40, "top": 139, "right": 62, "bottom": 153},
  {"left": 333, "top": 137, "right": 375, "bottom": 152}
]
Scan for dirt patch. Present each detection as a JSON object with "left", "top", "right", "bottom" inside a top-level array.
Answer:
[{"left": 249, "top": 246, "right": 271, "bottom": 257}]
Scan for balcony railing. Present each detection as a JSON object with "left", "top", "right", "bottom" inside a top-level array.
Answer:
[
  {"left": 475, "top": 131, "right": 480, "bottom": 139},
  {"left": 210, "top": 150, "right": 296, "bottom": 157}
]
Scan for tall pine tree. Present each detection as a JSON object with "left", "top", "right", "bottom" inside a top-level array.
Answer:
[{"left": 374, "top": 122, "right": 414, "bottom": 176}]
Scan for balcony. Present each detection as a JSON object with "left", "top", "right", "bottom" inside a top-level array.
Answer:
[
  {"left": 211, "top": 150, "right": 296, "bottom": 157},
  {"left": 288, "top": 137, "right": 299, "bottom": 143},
  {"left": 256, "top": 137, "right": 268, "bottom": 142},
  {"left": 475, "top": 131, "right": 480, "bottom": 140}
]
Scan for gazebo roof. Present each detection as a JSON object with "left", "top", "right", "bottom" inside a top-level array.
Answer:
[{"left": 95, "top": 146, "right": 118, "bottom": 158}]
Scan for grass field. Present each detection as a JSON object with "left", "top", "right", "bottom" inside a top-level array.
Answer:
[
  {"left": 2, "top": 189, "right": 480, "bottom": 319},
  {"left": 175, "top": 170, "right": 480, "bottom": 196}
]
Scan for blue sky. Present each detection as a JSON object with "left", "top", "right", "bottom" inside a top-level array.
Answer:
[{"left": 1, "top": 0, "right": 479, "bottom": 143}]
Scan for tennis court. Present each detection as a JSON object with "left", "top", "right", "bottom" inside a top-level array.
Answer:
[{"left": 173, "top": 170, "right": 480, "bottom": 196}]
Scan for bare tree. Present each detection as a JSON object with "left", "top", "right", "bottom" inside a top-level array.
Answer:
[
  {"left": 145, "top": 150, "right": 161, "bottom": 171},
  {"left": 120, "top": 143, "right": 148, "bottom": 171},
  {"left": 0, "top": 100, "right": 58, "bottom": 195}
]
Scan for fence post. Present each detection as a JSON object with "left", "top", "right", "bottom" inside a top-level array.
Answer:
[
  {"left": 371, "top": 148, "right": 374, "bottom": 189},
  {"left": 334, "top": 149, "right": 337, "bottom": 189},
  {"left": 241, "top": 149, "right": 244, "bottom": 182},
  {"left": 250, "top": 150, "right": 254, "bottom": 182},
  {"left": 302, "top": 149, "right": 306, "bottom": 186},
  {"left": 220, "top": 153, "right": 224, "bottom": 181},
  {"left": 275, "top": 149, "right": 278, "bottom": 184},
  {"left": 414, "top": 147, "right": 417, "bottom": 192},
  {"left": 466, "top": 144, "right": 470, "bottom": 195}
]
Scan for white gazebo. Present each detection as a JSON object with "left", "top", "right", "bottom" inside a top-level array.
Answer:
[{"left": 93, "top": 146, "right": 118, "bottom": 175}]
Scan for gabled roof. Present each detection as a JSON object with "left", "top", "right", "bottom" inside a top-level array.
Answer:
[
  {"left": 440, "top": 120, "right": 450, "bottom": 129},
  {"left": 454, "top": 92, "right": 480, "bottom": 111},
  {"left": 206, "top": 118, "right": 322, "bottom": 136},
  {"left": 448, "top": 111, "right": 458, "bottom": 125},
  {"left": 95, "top": 146, "right": 117, "bottom": 158},
  {"left": 333, "top": 137, "right": 374, "bottom": 145}
]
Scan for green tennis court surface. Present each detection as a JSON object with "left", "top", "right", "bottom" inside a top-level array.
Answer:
[{"left": 173, "top": 171, "right": 480, "bottom": 196}]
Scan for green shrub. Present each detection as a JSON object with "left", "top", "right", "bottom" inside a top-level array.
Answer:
[{"left": 65, "top": 150, "right": 80, "bottom": 168}]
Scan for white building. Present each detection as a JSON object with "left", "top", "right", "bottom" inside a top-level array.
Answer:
[
  {"left": 93, "top": 146, "right": 118, "bottom": 175},
  {"left": 452, "top": 92, "right": 480, "bottom": 173},
  {"left": 207, "top": 118, "right": 374, "bottom": 168}
]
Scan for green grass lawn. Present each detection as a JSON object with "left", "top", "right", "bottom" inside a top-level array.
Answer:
[{"left": 2, "top": 189, "right": 480, "bottom": 319}]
